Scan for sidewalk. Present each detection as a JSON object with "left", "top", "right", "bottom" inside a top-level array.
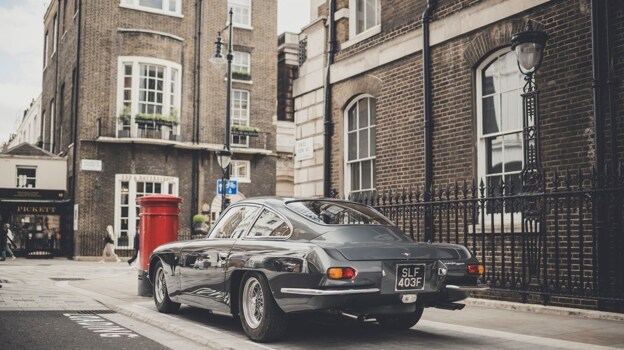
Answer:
[{"left": 1, "top": 258, "right": 623, "bottom": 349}]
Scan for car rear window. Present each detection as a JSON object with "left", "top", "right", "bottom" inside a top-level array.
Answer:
[{"left": 286, "top": 200, "right": 392, "bottom": 225}]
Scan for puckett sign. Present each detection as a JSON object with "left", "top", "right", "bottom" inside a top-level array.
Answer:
[{"left": 16, "top": 206, "right": 58, "bottom": 214}]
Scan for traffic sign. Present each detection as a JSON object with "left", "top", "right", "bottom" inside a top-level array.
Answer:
[{"left": 217, "top": 179, "right": 238, "bottom": 195}]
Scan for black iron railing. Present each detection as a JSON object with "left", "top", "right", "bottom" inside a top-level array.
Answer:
[{"left": 351, "top": 166, "right": 624, "bottom": 312}]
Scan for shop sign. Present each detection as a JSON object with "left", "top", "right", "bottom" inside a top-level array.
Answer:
[
  {"left": 15, "top": 205, "right": 59, "bottom": 214},
  {"left": 81, "top": 159, "right": 102, "bottom": 171},
  {"left": 0, "top": 188, "right": 66, "bottom": 200}
]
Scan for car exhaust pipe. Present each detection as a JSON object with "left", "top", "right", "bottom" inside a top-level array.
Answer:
[{"left": 435, "top": 302, "right": 465, "bottom": 311}]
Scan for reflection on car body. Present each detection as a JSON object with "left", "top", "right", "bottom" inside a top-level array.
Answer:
[{"left": 148, "top": 197, "right": 487, "bottom": 342}]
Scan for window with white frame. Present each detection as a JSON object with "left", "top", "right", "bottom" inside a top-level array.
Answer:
[
  {"left": 349, "top": 0, "right": 380, "bottom": 37},
  {"left": 229, "top": 160, "right": 250, "bottom": 183},
  {"left": 344, "top": 96, "right": 376, "bottom": 197},
  {"left": 117, "top": 57, "right": 181, "bottom": 139},
  {"left": 16, "top": 167, "right": 37, "bottom": 188},
  {"left": 232, "top": 51, "right": 250, "bottom": 75},
  {"left": 231, "top": 89, "right": 250, "bottom": 146},
  {"left": 115, "top": 174, "right": 178, "bottom": 248},
  {"left": 52, "top": 14, "right": 58, "bottom": 54},
  {"left": 43, "top": 31, "right": 49, "bottom": 68},
  {"left": 477, "top": 48, "right": 524, "bottom": 201},
  {"left": 228, "top": 0, "right": 251, "bottom": 28},
  {"left": 120, "top": 0, "right": 181, "bottom": 16}
]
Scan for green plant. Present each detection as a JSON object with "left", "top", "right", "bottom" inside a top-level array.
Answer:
[
  {"left": 232, "top": 70, "right": 251, "bottom": 76},
  {"left": 118, "top": 106, "right": 131, "bottom": 124},
  {"left": 192, "top": 214, "right": 206, "bottom": 224},
  {"left": 135, "top": 113, "right": 179, "bottom": 126},
  {"left": 231, "top": 124, "right": 260, "bottom": 133}
]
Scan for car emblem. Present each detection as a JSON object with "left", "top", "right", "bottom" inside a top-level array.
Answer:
[{"left": 402, "top": 252, "right": 410, "bottom": 257}]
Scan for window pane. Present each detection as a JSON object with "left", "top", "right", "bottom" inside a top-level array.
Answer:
[
  {"left": 348, "top": 105, "right": 357, "bottom": 131},
  {"left": 361, "top": 160, "right": 372, "bottom": 190},
  {"left": 348, "top": 131, "right": 357, "bottom": 161},
  {"left": 486, "top": 136, "right": 502, "bottom": 175},
  {"left": 358, "top": 129, "right": 368, "bottom": 158},
  {"left": 369, "top": 99, "right": 376, "bottom": 125},
  {"left": 482, "top": 95, "right": 500, "bottom": 134},
  {"left": 356, "top": 0, "right": 364, "bottom": 34},
  {"left": 370, "top": 126, "right": 376, "bottom": 156},
  {"left": 500, "top": 52, "right": 520, "bottom": 92},
  {"left": 365, "top": 0, "right": 377, "bottom": 31},
  {"left": 503, "top": 133, "right": 523, "bottom": 172},
  {"left": 502, "top": 91, "right": 521, "bottom": 131},
  {"left": 139, "top": 0, "right": 163, "bottom": 9},
  {"left": 482, "top": 60, "right": 497, "bottom": 95},
  {"left": 248, "top": 210, "right": 291, "bottom": 237},
  {"left": 358, "top": 99, "right": 368, "bottom": 128},
  {"left": 351, "top": 163, "right": 360, "bottom": 191}
]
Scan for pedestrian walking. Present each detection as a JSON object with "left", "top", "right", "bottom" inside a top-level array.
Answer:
[
  {"left": 4, "top": 224, "right": 16, "bottom": 260},
  {"left": 99, "top": 225, "right": 121, "bottom": 263},
  {"left": 0, "top": 223, "right": 8, "bottom": 261},
  {"left": 127, "top": 230, "right": 139, "bottom": 267}
]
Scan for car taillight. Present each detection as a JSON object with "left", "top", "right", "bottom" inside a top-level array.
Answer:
[
  {"left": 467, "top": 264, "right": 484, "bottom": 275},
  {"left": 327, "top": 267, "right": 357, "bottom": 280}
]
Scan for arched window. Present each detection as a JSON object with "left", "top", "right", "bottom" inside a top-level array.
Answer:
[
  {"left": 476, "top": 48, "right": 524, "bottom": 196},
  {"left": 344, "top": 96, "right": 376, "bottom": 197}
]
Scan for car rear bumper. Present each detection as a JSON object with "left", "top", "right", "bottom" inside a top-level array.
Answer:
[
  {"left": 280, "top": 287, "right": 380, "bottom": 296},
  {"left": 445, "top": 283, "right": 489, "bottom": 291}
]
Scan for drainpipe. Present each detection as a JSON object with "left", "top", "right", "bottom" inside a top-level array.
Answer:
[
  {"left": 422, "top": 0, "right": 437, "bottom": 241},
  {"left": 591, "top": 0, "right": 605, "bottom": 174},
  {"left": 604, "top": 0, "right": 619, "bottom": 172},
  {"left": 190, "top": 0, "right": 203, "bottom": 218},
  {"left": 323, "top": 0, "right": 336, "bottom": 197},
  {"left": 69, "top": 0, "right": 82, "bottom": 258}
]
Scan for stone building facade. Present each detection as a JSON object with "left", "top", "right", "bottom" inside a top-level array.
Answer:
[
  {"left": 41, "top": 0, "right": 278, "bottom": 256},
  {"left": 293, "top": 0, "right": 623, "bottom": 311}
]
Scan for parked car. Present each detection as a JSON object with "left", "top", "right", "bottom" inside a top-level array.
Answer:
[{"left": 148, "top": 197, "right": 486, "bottom": 342}]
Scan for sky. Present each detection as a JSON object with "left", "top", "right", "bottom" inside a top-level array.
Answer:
[{"left": 0, "top": 0, "right": 310, "bottom": 145}]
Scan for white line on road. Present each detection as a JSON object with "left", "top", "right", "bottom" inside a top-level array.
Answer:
[{"left": 419, "top": 320, "right": 621, "bottom": 350}]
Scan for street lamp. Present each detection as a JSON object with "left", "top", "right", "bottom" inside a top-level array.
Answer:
[
  {"left": 216, "top": 146, "right": 233, "bottom": 211},
  {"left": 211, "top": 8, "right": 234, "bottom": 212},
  {"left": 511, "top": 20, "right": 548, "bottom": 193}
]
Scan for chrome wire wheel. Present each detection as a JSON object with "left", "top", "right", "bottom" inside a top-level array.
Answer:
[
  {"left": 242, "top": 276, "right": 264, "bottom": 329},
  {"left": 155, "top": 267, "right": 166, "bottom": 304}
]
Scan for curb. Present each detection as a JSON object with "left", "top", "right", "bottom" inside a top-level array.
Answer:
[{"left": 464, "top": 297, "right": 624, "bottom": 322}]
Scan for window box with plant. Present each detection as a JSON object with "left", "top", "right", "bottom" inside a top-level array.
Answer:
[
  {"left": 231, "top": 124, "right": 260, "bottom": 137},
  {"left": 232, "top": 70, "right": 251, "bottom": 81}
]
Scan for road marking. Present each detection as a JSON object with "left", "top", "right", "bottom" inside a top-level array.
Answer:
[
  {"left": 64, "top": 313, "right": 139, "bottom": 338},
  {"left": 419, "top": 320, "right": 620, "bottom": 350}
]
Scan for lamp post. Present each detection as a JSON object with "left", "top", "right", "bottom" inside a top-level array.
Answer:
[
  {"left": 216, "top": 146, "right": 232, "bottom": 212},
  {"left": 511, "top": 21, "right": 548, "bottom": 193},
  {"left": 210, "top": 8, "right": 234, "bottom": 212}
]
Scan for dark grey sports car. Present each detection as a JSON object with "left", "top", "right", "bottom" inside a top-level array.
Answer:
[{"left": 148, "top": 197, "right": 486, "bottom": 342}]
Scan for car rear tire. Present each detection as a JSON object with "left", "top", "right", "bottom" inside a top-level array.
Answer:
[
  {"left": 376, "top": 306, "right": 424, "bottom": 329},
  {"left": 239, "top": 271, "right": 288, "bottom": 342},
  {"left": 153, "top": 260, "right": 181, "bottom": 314}
]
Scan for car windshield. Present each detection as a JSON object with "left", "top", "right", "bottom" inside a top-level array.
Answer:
[{"left": 286, "top": 200, "right": 393, "bottom": 225}]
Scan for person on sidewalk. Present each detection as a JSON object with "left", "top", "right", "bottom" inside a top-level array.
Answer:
[
  {"left": 0, "top": 222, "right": 7, "bottom": 261},
  {"left": 4, "top": 224, "right": 16, "bottom": 260},
  {"left": 99, "top": 225, "right": 121, "bottom": 263},
  {"left": 127, "top": 230, "right": 139, "bottom": 267}
]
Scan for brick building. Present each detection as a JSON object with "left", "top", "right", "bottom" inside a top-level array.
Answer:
[
  {"left": 293, "top": 0, "right": 623, "bottom": 311},
  {"left": 41, "top": 0, "right": 278, "bottom": 257}
]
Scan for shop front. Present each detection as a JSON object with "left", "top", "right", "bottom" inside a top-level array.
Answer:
[{"left": 0, "top": 190, "right": 72, "bottom": 258}]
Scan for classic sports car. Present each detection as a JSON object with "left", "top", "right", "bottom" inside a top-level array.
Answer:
[{"left": 148, "top": 197, "right": 486, "bottom": 342}]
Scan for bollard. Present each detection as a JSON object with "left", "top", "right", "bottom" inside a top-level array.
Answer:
[{"left": 136, "top": 194, "right": 182, "bottom": 297}]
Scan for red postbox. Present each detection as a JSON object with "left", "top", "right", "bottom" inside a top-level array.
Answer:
[{"left": 136, "top": 194, "right": 182, "bottom": 296}]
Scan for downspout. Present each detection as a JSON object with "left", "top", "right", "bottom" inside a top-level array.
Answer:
[
  {"left": 190, "top": 0, "right": 203, "bottom": 219},
  {"left": 591, "top": 0, "right": 605, "bottom": 174},
  {"left": 52, "top": 0, "right": 61, "bottom": 154},
  {"left": 323, "top": 0, "right": 336, "bottom": 197},
  {"left": 69, "top": 0, "right": 82, "bottom": 257},
  {"left": 604, "top": 0, "right": 619, "bottom": 172},
  {"left": 422, "top": 0, "right": 437, "bottom": 241}
]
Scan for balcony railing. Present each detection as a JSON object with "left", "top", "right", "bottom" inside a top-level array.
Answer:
[{"left": 96, "top": 116, "right": 274, "bottom": 151}]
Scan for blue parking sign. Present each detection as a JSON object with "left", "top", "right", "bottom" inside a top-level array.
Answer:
[{"left": 217, "top": 179, "right": 238, "bottom": 195}]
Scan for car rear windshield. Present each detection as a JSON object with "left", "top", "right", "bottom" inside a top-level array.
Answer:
[{"left": 286, "top": 200, "right": 393, "bottom": 226}]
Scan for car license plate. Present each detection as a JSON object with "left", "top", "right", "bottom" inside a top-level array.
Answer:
[{"left": 395, "top": 264, "right": 425, "bottom": 291}]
